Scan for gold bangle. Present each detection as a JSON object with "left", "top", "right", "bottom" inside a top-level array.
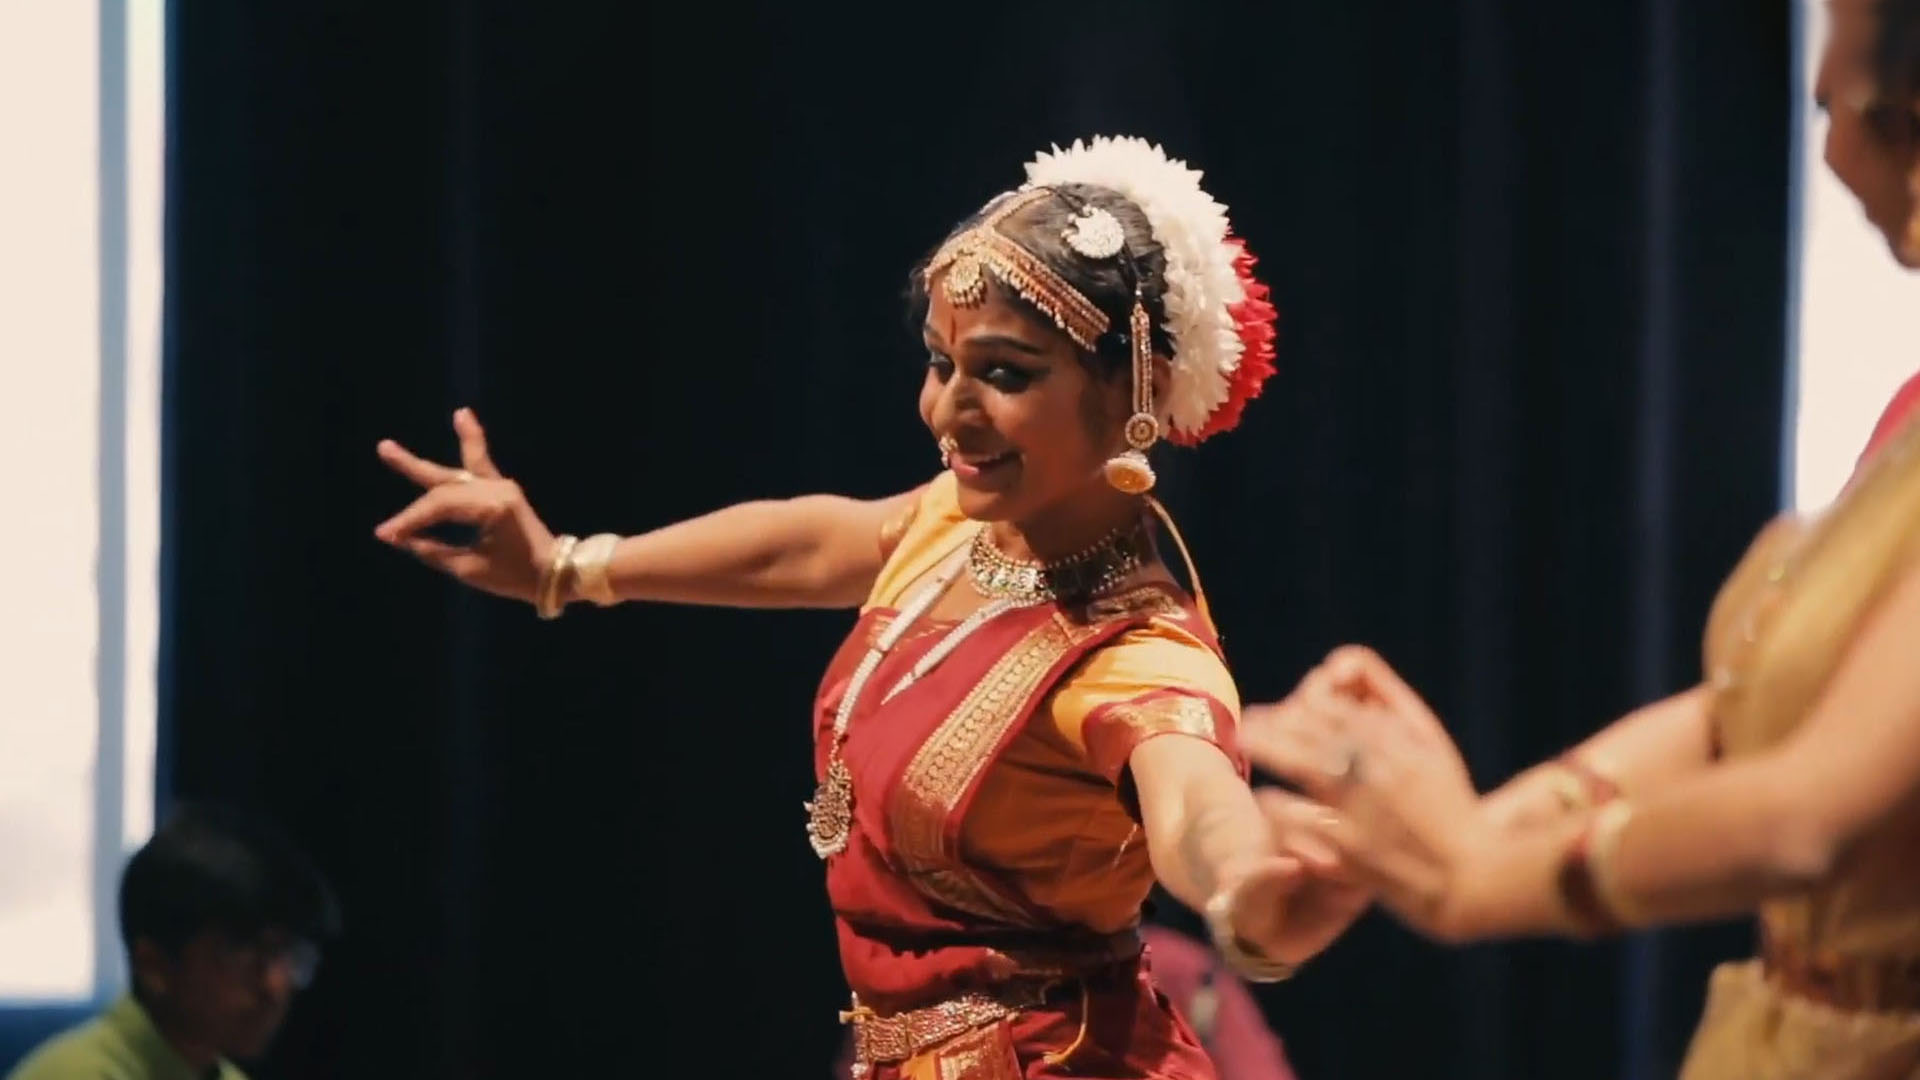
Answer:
[
  {"left": 1541, "top": 765, "right": 1591, "bottom": 813},
  {"left": 1202, "top": 881, "right": 1297, "bottom": 983},
  {"left": 535, "top": 534, "right": 579, "bottom": 620},
  {"left": 1585, "top": 799, "right": 1644, "bottom": 926},
  {"left": 569, "top": 533, "right": 621, "bottom": 607}
]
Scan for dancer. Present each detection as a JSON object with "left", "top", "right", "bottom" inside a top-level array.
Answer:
[
  {"left": 375, "top": 137, "right": 1364, "bottom": 1078},
  {"left": 1244, "top": 3, "right": 1920, "bottom": 1074}
]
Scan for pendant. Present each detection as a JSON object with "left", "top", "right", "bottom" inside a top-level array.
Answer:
[{"left": 805, "top": 756, "right": 854, "bottom": 858}]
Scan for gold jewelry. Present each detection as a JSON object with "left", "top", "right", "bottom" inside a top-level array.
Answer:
[
  {"left": 449, "top": 469, "right": 477, "bottom": 484},
  {"left": 1203, "top": 879, "right": 1297, "bottom": 983},
  {"left": 924, "top": 189, "right": 1110, "bottom": 350},
  {"left": 568, "top": 533, "right": 621, "bottom": 607},
  {"left": 534, "top": 534, "right": 578, "bottom": 620},
  {"left": 937, "top": 435, "right": 958, "bottom": 469},
  {"left": 1586, "top": 799, "right": 1644, "bottom": 924},
  {"left": 966, "top": 521, "right": 1148, "bottom": 605},
  {"left": 1104, "top": 293, "right": 1159, "bottom": 494},
  {"left": 1556, "top": 799, "right": 1639, "bottom": 937},
  {"left": 807, "top": 541, "right": 1025, "bottom": 858}
]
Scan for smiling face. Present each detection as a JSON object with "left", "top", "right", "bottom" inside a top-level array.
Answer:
[
  {"left": 1818, "top": 0, "right": 1920, "bottom": 265},
  {"left": 918, "top": 277, "right": 1131, "bottom": 524}
]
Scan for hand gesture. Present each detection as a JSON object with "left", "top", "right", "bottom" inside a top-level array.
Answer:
[
  {"left": 373, "top": 408, "right": 557, "bottom": 604},
  {"left": 1241, "top": 647, "right": 1490, "bottom": 942}
]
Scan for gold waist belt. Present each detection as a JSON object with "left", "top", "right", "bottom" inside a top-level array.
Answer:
[{"left": 840, "top": 982, "right": 1052, "bottom": 1069}]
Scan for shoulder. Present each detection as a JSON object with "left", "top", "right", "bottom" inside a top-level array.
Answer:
[
  {"left": 1049, "top": 606, "right": 1241, "bottom": 754},
  {"left": 866, "top": 473, "right": 970, "bottom": 610},
  {"left": 6, "top": 1017, "right": 127, "bottom": 1080}
]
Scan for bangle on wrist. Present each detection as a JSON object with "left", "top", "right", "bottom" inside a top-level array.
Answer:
[
  {"left": 569, "top": 533, "right": 622, "bottom": 607},
  {"left": 1203, "top": 880, "right": 1298, "bottom": 983},
  {"left": 1543, "top": 753, "right": 1622, "bottom": 813},
  {"left": 1556, "top": 800, "right": 1638, "bottom": 937},
  {"left": 534, "top": 534, "right": 579, "bottom": 620}
]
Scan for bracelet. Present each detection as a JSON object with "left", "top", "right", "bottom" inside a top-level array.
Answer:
[
  {"left": 534, "top": 534, "right": 579, "bottom": 620},
  {"left": 1203, "top": 881, "right": 1298, "bottom": 983},
  {"left": 1543, "top": 753, "right": 1622, "bottom": 813},
  {"left": 569, "top": 533, "right": 622, "bottom": 607},
  {"left": 1555, "top": 800, "right": 1637, "bottom": 937}
]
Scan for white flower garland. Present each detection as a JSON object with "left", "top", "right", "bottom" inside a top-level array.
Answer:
[{"left": 1023, "top": 136, "right": 1247, "bottom": 440}]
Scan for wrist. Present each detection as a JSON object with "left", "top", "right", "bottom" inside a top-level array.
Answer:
[
  {"left": 533, "top": 534, "right": 579, "bottom": 619},
  {"left": 1203, "top": 878, "right": 1298, "bottom": 983}
]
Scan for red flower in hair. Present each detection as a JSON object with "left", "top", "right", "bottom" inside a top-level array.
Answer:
[{"left": 1174, "top": 236, "right": 1278, "bottom": 445}]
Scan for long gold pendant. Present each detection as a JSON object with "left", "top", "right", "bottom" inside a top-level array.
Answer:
[{"left": 805, "top": 756, "right": 855, "bottom": 858}]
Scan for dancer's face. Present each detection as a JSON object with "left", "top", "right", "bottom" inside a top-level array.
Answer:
[
  {"left": 918, "top": 280, "right": 1130, "bottom": 524},
  {"left": 1817, "top": 0, "right": 1920, "bottom": 265}
]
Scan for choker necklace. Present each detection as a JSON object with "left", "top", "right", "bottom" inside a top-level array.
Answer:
[{"left": 967, "top": 520, "right": 1150, "bottom": 604}]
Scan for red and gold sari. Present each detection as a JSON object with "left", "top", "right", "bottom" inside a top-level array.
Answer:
[{"left": 816, "top": 474, "right": 1243, "bottom": 1079}]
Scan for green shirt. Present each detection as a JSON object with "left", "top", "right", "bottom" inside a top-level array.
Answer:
[{"left": 5, "top": 996, "right": 247, "bottom": 1080}]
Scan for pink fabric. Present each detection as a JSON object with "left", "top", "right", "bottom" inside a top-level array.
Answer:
[{"left": 1139, "top": 926, "right": 1298, "bottom": 1080}]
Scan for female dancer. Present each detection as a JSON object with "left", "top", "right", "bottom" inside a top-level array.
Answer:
[
  {"left": 1244, "top": 3, "right": 1920, "bottom": 1074},
  {"left": 375, "top": 137, "right": 1364, "bottom": 1079}
]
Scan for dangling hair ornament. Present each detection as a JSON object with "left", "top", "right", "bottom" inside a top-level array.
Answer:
[
  {"left": 1023, "top": 136, "right": 1278, "bottom": 450},
  {"left": 1104, "top": 287, "right": 1160, "bottom": 494}
]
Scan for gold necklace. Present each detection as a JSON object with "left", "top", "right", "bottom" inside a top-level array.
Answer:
[
  {"left": 966, "top": 520, "right": 1150, "bottom": 604},
  {"left": 806, "top": 542, "right": 1030, "bottom": 859}
]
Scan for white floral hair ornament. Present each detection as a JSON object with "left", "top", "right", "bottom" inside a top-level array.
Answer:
[{"left": 1023, "top": 136, "right": 1276, "bottom": 445}]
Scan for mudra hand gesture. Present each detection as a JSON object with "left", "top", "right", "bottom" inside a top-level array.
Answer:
[
  {"left": 1241, "top": 647, "right": 1493, "bottom": 941},
  {"left": 373, "top": 408, "right": 558, "bottom": 603}
]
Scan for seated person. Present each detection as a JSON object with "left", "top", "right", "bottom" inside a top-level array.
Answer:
[{"left": 7, "top": 804, "right": 340, "bottom": 1080}]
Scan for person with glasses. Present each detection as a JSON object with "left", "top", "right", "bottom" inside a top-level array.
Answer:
[{"left": 7, "top": 804, "right": 340, "bottom": 1080}]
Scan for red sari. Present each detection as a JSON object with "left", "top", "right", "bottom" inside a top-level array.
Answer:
[{"left": 814, "top": 477, "right": 1239, "bottom": 1079}]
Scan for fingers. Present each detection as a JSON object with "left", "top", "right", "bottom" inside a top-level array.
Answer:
[
  {"left": 373, "top": 483, "right": 503, "bottom": 545},
  {"left": 452, "top": 408, "right": 502, "bottom": 479},
  {"left": 399, "top": 537, "right": 488, "bottom": 579},
  {"left": 1240, "top": 718, "right": 1350, "bottom": 800},
  {"left": 1255, "top": 788, "right": 1347, "bottom": 876},
  {"left": 377, "top": 439, "right": 464, "bottom": 489}
]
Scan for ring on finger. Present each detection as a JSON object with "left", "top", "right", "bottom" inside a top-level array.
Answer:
[{"left": 448, "top": 469, "right": 477, "bottom": 484}]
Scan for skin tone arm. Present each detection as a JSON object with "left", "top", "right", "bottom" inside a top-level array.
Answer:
[
  {"left": 1477, "top": 688, "right": 1717, "bottom": 833},
  {"left": 1245, "top": 558, "right": 1920, "bottom": 942},
  {"left": 1130, "top": 735, "right": 1368, "bottom": 965},
  {"left": 374, "top": 409, "right": 922, "bottom": 610}
]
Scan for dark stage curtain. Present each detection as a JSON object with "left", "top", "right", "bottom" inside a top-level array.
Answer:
[{"left": 164, "top": 2, "right": 1787, "bottom": 1076}]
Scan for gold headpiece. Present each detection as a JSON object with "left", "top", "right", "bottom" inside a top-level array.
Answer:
[
  {"left": 924, "top": 186, "right": 1161, "bottom": 493},
  {"left": 923, "top": 189, "right": 1111, "bottom": 351}
]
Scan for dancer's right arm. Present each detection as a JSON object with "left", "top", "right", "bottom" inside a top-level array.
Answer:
[
  {"left": 585, "top": 490, "right": 923, "bottom": 609},
  {"left": 373, "top": 409, "right": 922, "bottom": 611}
]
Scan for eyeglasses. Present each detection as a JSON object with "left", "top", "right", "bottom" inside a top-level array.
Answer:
[{"left": 211, "top": 932, "right": 322, "bottom": 990}]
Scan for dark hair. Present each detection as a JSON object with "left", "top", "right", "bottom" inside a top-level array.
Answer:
[
  {"left": 1871, "top": 0, "right": 1920, "bottom": 143},
  {"left": 906, "top": 183, "right": 1174, "bottom": 379},
  {"left": 119, "top": 803, "right": 342, "bottom": 954}
]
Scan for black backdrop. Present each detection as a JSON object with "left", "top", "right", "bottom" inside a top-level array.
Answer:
[{"left": 159, "top": 1, "right": 1788, "bottom": 1077}]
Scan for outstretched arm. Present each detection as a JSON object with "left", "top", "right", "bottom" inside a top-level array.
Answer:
[
  {"left": 375, "top": 408, "right": 924, "bottom": 611},
  {"left": 1479, "top": 688, "right": 1716, "bottom": 833}
]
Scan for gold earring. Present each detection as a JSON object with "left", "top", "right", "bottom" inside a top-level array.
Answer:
[
  {"left": 938, "top": 435, "right": 958, "bottom": 469},
  {"left": 1103, "top": 295, "right": 1158, "bottom": 494}
]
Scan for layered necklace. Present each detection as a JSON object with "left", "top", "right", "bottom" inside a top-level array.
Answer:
[{"left": 804, "top": 520, "right": 1151, "bottom": 859}]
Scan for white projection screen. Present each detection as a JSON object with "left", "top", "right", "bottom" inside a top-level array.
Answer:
[
  {"left": 0, "top": 0, "right": 165, "bottom": 1002},
  {"left": 1791, "top": 0, "right": 1920, "bottom": 511}
]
